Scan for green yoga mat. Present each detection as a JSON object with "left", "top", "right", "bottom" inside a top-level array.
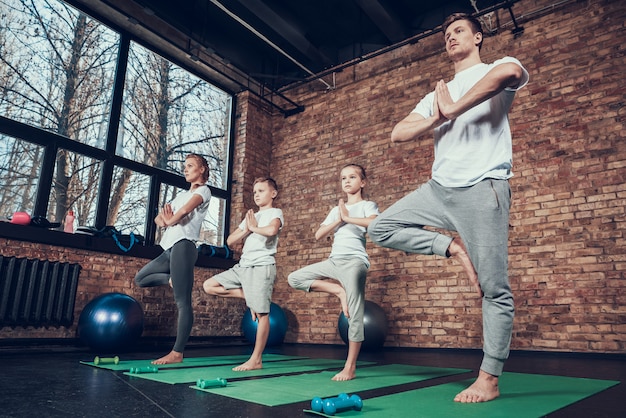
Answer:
[
  {"left": 193, "top": 364, "right": 470, "bottom": 406},
  {"left": 304, "top": 372, "right": 620, "bottom": 417},
  {"left": 80, "top": 354, "right": 305, "bottom": 371},
  {"left": 124, "top": 358, "right": 374, "bottom": 384}
]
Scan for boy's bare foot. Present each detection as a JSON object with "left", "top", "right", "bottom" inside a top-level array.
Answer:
[
  {"left": 152, "top": 350, "right": 183, "bottom": 365},
  {"left": 338, "top": 288, "right": 349, "bottom": 318},
  {"left": 332, "top": 366, "right": 356, "bottom": 381},
  {"left": 448, "top": 237, "right": 482, "bottom": 297},
  {"left": 454, "top": 370, "right": 500, "bottom": 403},
  {"left": 233, "top": 358, "right": 262, "bottom": 371}
]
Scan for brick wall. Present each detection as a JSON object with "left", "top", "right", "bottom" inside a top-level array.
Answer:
[
  {"left": 269, "top": 0, "right": 625, "bottom": 353},
  {"left": 0, "top": 238, "right": 243, "bottom": 340}
]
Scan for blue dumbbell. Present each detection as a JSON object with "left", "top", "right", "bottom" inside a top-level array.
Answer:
[
  {"left": 323, "top": 393, "right": 363, "bottom": 416},
  {"left": 311, "top": 393, "right": 349, "bottom": 412}
]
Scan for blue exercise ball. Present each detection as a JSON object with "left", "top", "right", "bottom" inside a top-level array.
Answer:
[
  {"left": 338, "top": 300, "right": 387, "bottom": 350},
  {"left": 241, "top": 302, "right": 288, "bottom": 347},
  {"left": 78, "top": 292, "right": 144, "bottom": 352}
]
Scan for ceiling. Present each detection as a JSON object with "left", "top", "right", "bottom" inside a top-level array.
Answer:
[{"left": 75, "top": 0, "right": 522, "bottom": 115}]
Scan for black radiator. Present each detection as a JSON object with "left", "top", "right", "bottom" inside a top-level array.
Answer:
[{"left": 0, "top": 256, "right": 81, "bottom": 327}]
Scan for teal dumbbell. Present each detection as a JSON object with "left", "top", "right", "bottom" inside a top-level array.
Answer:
[
  {"left": 94, "top": 356, "right": 119, "bottom": 365},
  {"left": 311, "top": 393, "right": 349, "bottom": 413},
  {"left": 129, "top": 366, "right": 158, "bottom": 374},
  {"left": 323, "top": 393, "right": 363, "bottom": 416},
  {"left": 196, "top": 378, "right": 227, "bottom": 389}
]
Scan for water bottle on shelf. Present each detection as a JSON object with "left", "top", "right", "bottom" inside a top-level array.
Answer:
[{"left": 64, "top": 210, "right": 75, "bottom": 233}]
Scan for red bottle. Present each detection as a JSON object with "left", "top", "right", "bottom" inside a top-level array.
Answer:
[{"left": 64, "top": 210, "right": 75, "bottom": 233}]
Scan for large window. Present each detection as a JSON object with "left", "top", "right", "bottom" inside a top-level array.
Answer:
[{"left": 0, "top": 0, "right": 232, "bottom": 247}]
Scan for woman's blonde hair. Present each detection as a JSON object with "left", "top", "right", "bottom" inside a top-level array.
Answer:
[{"left": 186, "top": 153, "right": 209, "bottom": 182}]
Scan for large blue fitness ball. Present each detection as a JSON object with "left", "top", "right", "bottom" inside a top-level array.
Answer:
[
  {"left": 338, "top": 300, "right": 388, "bottom": 350},
  {"left": 241, "top": 302, "right": 288, "bottom": 347},
  {"left": 78, "top": 292, "right": 144, "bottom": 352}
]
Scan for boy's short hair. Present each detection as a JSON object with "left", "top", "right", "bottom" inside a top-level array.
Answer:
[
  {"left": 253, "top": 176, "right": 278, "bottom": 192},
  {"left": 443, "top": 13, "right": 484, "bottom": 50}
]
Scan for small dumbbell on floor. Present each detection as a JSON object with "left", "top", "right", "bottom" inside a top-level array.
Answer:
[
  {"left": 129, "top": 366, "right": 158, "bottom": 374},
  {"left": 311, "top": 393, "right": 350, "bottom": 413},
  {"left": 196, "top": 378, "right": 227, "bottom": 389},
  {"left": 323, "top": 393, "right": 363, "bottom": 416},
  {"left": 310, "top": 393, "right": 363, "bottom": 416},
  {"left": 94, "top": 356, "right": 119, "bottom": 365}
]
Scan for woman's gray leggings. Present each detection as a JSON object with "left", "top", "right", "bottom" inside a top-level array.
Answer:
[{"left": 134, "top": 239, "right": 198, "bottom": 353}]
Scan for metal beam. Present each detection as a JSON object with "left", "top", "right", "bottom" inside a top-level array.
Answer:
[
  {"left": 353, "top": 0, "right": 407, "bottom": 43},
  {"left": 235, "top": 0, "right": 334, "bottom": 67}
]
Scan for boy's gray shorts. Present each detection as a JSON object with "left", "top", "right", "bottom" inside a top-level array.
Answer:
[{"left": 213, "top": 263, "right": 276, "bottom": 313}]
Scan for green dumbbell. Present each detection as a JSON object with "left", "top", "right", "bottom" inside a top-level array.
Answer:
[
  {"left": 196, "top": 378, "right": 227, "bottom": 389},
  {"left": 94, "top": 356, "right": 119, "bottom": 365},
  {"left": 129, "top": 366, "right": 159, "bottom": 374}
]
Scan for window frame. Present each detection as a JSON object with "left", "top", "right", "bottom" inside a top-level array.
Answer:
[{"left": 0, "top": 5, "right": 236, "bottom": 267}]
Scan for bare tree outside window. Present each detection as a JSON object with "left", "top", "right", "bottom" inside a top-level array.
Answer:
[
  {"left": 0, "top": 135, "right": 42, "bottom": 218},
  {"left": 117, "top": 42, "right": 231, "bottom": 242},
  {"left": 0, "top": 0, "right": 119, "bottom": 226},
  {"left": 0, "top": 0, "right": 232, "bottom": 246},
  {"left": 120, "top": 42, "right": 231, "bottom": 189}
]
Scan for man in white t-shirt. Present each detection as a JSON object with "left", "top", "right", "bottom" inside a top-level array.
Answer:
[{"left": 368, "top": 13, "right": 529, "bottom": 403}]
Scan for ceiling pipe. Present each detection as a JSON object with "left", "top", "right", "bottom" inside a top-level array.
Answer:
[
  {"left": 279, "top": 0, "right": 525, "bottom": 94},
  {"left": 208, "top": 0, "right": 333, "bottom": 90}
]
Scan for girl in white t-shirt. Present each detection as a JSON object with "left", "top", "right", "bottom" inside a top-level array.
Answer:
[
  {"left": 134, "top": 154, "right": 211, "bottom": 365},
  {"left": 288, "top": 164, "right": 379, "bottom": 381}
]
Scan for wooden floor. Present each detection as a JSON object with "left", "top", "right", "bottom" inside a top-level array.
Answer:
[{"left": 1, "top": 340, "right": 624, "bottom": 417}]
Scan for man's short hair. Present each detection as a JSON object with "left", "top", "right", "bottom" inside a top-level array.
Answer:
[{"left": 443, "top": 13, "right": 484, "bottom": 50}]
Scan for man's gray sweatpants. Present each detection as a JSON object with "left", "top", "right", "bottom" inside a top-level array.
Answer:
[{"left": 368, "top": 178, "right": 514, "bottom": 376}]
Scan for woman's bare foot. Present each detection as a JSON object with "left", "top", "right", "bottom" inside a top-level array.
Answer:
[
  {"left": 152, "top": 350, "right": 183, "bottom": 365},
  {"left": 454, "top": 370, "right": 500, "bottom": 403},
  {"left": 232, "top": 358, "right": 262, "bottom": 371},
  {"left": 332, "top": 365, "right": 356, "bottom": 381},
  {"left": 448, "top": 237, "right": 482, "bottom": 297}
]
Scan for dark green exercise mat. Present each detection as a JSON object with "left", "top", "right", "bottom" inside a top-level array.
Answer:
[
  {"left": 80, "top": 354, "right": 305, "bottom": 371},
  {"left": 124, "top": 358, "right": 374, "bottom": 384},
  {"left": 304, "top": 372, "right": 620, "bottom": 417},
  {"left": 193, "top": 363, "right": 470, "bottom": 406}
]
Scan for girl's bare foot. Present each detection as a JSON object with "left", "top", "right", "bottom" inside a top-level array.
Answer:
[
  {"left": 152, "top": 350, "right": 183, "bottom": 365},
  {"left": 332, "top": 366, "right": 356, "bottom": 381},
  {"left": 448, "top": 237, "right": 482, "bottom": 297},
  {"left": 454, "top": 370, "right": 500, "bottom": 403},
  {"left": 233, "top": 358, "right": 262, "bottom": 371}
]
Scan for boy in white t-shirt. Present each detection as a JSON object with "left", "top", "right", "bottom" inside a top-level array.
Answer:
[{"left": 203, "top": 177, "right": 284, "bottom": 371}]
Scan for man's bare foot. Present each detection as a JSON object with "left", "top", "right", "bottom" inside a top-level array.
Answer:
[
  {"left": 454, "top": 370, "right": 500, "bottom": 403},
  {"left": 152, "top": 350, "right": 183, "bottom": 365},
  {"left": 448, "top": 237, "right": 482, "bottom": 297},
  {"left": 232, "top": 358, "right": 262, "bottom": 371},
  {"left": 337, "top": 288, "right": 349, "bottom": 318},
  {"left": 332, "top": 366, "right": 356, "bottom": 381}
]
